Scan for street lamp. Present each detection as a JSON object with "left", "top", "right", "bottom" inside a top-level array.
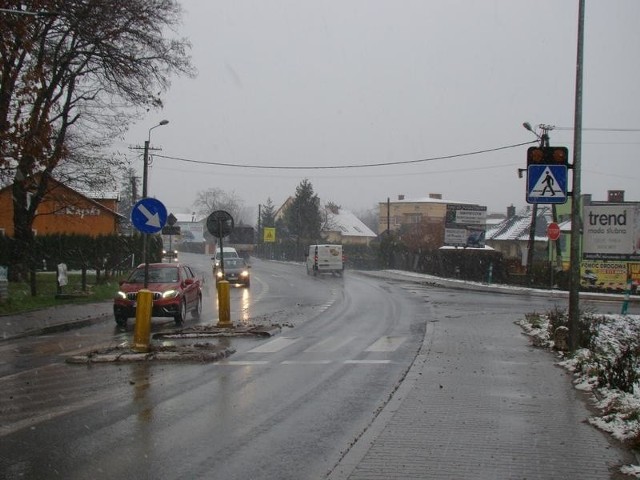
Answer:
[{"left": 142, "top": 119, "right": 169, "bottom": 287}]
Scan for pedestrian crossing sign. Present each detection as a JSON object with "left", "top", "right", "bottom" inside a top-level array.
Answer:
[
  {"left": 526, "top": 165, "right": 568, "bottom": 204},
  {"left": 263, "top": 227, "right": 276, "bottom": 243}
]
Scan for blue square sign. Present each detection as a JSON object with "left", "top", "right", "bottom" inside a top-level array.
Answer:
[{"left": 526, "top": 165, "right": 568, "bottom": 204}]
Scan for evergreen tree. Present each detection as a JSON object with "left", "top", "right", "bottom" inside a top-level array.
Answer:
[
  {"left": 284, "top": 179, "right": 322, "bottom": 243},
  {"left": 260, "top": 198, "right": 277, "bottom": 228}
]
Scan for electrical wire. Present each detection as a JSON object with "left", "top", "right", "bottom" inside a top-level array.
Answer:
[{"left": 153, "top": 140, "right": 537, "bottom": 170}]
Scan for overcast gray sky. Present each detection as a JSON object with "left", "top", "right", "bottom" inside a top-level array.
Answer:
[{"left": 117, "top": 0, "right": 640, "bottom": 221}]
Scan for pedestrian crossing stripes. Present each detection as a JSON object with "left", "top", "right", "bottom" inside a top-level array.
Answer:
[
  {"left": 365, "top": 336, "right": 407, "bottom": 352},
  {"left": 247, "top": 335, "right": 407, "bottom": 355},
  {"left": 247, "top": 337, "right": 300, "bottom": 353}
]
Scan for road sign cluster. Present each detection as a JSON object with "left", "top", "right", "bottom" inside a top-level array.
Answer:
[{"left": 526, "top": 146, "right": 569, "bottom": 205}]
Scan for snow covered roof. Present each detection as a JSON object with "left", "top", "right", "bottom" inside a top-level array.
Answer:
[
  {"left": 174, "top": 213, "right": 203, "bottom": 223},
  {"left": 325, "top": 209, "right": 376, "bottom": 238},
  {"left": 486, "top": 205, "right": 553, "bottom": 242},
  {"left": 82, "top": 191, "right": 119, "bottom": 200}
]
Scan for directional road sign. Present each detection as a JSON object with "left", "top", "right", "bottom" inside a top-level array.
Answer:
[
  {"left": 526, "top": 165, "right": 568, "bottom": 204},
  {"left": 131, "top": 198, "right": 168, "bottom": 234},
  {"left": 206, "top": 210, "right": 234, "bottom": 238}
]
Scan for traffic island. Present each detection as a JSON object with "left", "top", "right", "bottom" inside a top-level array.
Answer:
[
  {"left": 66, "top": 343, "right": 235, "bottom": 364},
  {"left": 153, "top": 323, "right": 282, "bottom": 340},
  {"left": 65, "top": 323, "right": 282, "bottom": 364}
]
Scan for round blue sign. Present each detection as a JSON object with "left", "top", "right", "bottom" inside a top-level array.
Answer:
[{"left": 131, "top": 198, "right": 168, "bottom": 234}]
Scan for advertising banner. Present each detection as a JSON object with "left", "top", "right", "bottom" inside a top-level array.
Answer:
[
  {"left": 580, "top": 260, "right": 629, "bottom": 291},
  {"left": 444, "top": 204, "right": 487, "bottom": 248},
  {"left": 583, "top": 204, "right": 640, "bottom": 261}
]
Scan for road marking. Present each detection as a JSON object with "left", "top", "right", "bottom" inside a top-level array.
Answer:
[
  {"left": 344, "top": 360, "right": 391, "bottom": 364},
  {"left": 220, "top": 361, "right": 269, "bottom": 366},
  {"left": 248, "top": 337, "right": 300, "bottom": 353},
  {"left": 281, "top": 360, "right": 332, "bottom": 365},
  {"left": 365, "top": 336, "right": 406, "bottom": 352},
  {"left": 304, "top": 336, "right": 356, "bottom": 352}
]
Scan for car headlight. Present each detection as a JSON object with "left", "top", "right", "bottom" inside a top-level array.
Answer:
[
  {"left": 216, "top": 270, "right": 224, "bottom": 278},
  {"left": 240, "top": 270, "right": 249, "bottom": 277},
  {"left": 115, "top": 291, "right": 127, "bottom": 300},
  {"left": 162, "top": 289, "right": 180, "bottom": 299}
]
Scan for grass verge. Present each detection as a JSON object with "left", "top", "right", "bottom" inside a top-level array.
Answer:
[{"left": 0, "top": 272, "right": 123, "bottom": 315}]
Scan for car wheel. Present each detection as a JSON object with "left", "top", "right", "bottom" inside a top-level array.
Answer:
[
  {"left": 174, "top": 299, "right": 186, "bottom": 325},
  {"left": 115, "top": 316, "right": 127, "bottom": 327},
  {"left": 191, "top": 295, "right": 202, "bottom": 319},
  {"left": 244, "top": 280, "right": 250, "bottom": 288}
]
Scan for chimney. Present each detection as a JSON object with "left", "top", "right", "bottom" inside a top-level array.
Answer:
[
  {"left": 398, "top": 195, "right": 405, "bottom": 200},
  {"left": 428, "top": 193, "right": 442, "bottom": 199},
  {"left": 608, "top": 190, "right": 625, "bottom": 202},
  {"left": 507, "top": 205, "right": 516, "bottom": 218}
]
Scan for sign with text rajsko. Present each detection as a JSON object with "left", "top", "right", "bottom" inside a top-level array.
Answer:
[
  {"left": 206, "top": 210, "right": 234, "bottom": 239},
  {"left": 582, "top": 204, "right": 640, "bottom": 261},
  {"left": 443, "top": 204, "right": 488, "bottom": 248},
  {"left": 131, "top": 198, "right": 167, "bottom": 234}
]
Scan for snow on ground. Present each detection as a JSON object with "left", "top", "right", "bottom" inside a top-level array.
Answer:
[{"left": 519, "top": 311, "right": 640, "bottom": 477}]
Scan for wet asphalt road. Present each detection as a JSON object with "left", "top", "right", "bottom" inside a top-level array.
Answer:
[
  {"left": 0, "top": 255, "right": 427, "bottom": 479},
  {"left": 1, "top": 254, "right": 636, "bottom": 479}
]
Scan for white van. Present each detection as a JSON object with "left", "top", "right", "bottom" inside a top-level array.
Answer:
[
  {"left": 306, "top": 244, "right": 344, "bottom": 276},
  {"left": 212, "top": 247, "right": 239, "bottom": 271}
]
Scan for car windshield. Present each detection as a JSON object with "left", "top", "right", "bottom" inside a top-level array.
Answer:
[
  {"left": 128, "top": 267, "right": 178, "bottom": 283},
  {"left": 225, "top": 259, "right": 243, "bottom": 268}
]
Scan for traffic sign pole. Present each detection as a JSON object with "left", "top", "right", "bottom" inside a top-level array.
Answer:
[{"left": 206, "top": 210, "right": 235, "bottom": 328}]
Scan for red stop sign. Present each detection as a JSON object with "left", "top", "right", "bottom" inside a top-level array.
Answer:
[{"left": 547, "top": 222, "right": 561, "bottom": 241}]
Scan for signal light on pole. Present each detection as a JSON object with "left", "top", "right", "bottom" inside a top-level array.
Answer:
[{"left": 527, "top": 146, "right": 569, "bottom": 166}]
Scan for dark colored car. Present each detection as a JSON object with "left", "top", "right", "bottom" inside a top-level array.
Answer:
[
  {"left": 215, "top": 257, "right": 251, "bottom": 287},
  {"left": 113, "top": 263, "right": 202, "bottom": 326},
  {"left": 162, "top": 249, "right": 179, "bottom": 263}
]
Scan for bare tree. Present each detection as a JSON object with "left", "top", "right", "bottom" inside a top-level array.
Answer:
[
  {"left": 193, "top": 188, "right": 247, "bottom": 224},
  {"left": 0, "top": 0, "right": 194, "bottom": 285}
]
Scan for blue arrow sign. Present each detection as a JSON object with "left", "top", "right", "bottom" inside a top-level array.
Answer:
[
  {"left": 526, "top": 165, "right": 568, "bottom": 204},
  {"left": 131, "top": 198, "right": 168, "bottom": 234}
]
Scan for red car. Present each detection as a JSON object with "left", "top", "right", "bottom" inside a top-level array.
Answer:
[{"left": 113, "top": 263, "right": 202, "bottom": 327}]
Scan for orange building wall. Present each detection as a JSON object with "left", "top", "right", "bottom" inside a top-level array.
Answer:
[{"left": 0, "top": 184, "right": 119, "bottom": 237}]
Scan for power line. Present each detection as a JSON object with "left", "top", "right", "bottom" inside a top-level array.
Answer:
[
  {"left": 153, "top": 140, "right": 537, "bottom": 171},
  {"left": 554, "top": 126, "right": 640, "bottom": 132}
]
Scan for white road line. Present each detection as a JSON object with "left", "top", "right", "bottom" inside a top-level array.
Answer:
[
  {"left": 219, "top": 361, "right": 269, "bottom": 366},
  {"left": 247, "top": 337, "right": 300, "bottom": 353},
  {"left": 304, "top": 336, "right": 356, "bottom": 353},
  {"left": 281, "top": 360, "right": 332, "bottom": 365},
  {"left": 344, "top": 360, "right": 391, "bottom": 364},
  {"left": 364, "top": 336, "right": 406, "bottom": 352}
]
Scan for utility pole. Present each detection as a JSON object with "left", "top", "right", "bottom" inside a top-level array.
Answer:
[
  {"left": 129, "top": 120, "right": 169, "bottom": 287},
  {"left": 568, "top": 0, "right": 586, "bottom": 352}
]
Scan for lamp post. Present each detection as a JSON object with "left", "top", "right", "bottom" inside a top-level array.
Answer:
[{"left": 142, "top": 119, "right": 169, "bottom": 288}]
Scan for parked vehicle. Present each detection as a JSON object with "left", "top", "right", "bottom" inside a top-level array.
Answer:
[
  {"left": 306, "top": 244, "right": 344, "bottom": 276},
  {"left": 113, "top": 263, "right": 202, "bottom": 327},
  {"left": 215, "top": 257, "right": 251, "bottom": 287}
]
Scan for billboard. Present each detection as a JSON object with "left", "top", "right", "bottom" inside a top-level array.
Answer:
[
  {"left": 583, "top": 204, "right": 640, "bottom": 261},
  {"left": 444, "top": 204, "right": 487, "bottom": 248}
]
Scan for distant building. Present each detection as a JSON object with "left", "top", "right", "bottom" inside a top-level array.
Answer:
[
  {"left": 485, "top": 205, "right": 554, "bottom": 269},
  {"left": 378, "top": 194, "right": 487, "bottom": 248},
  {"left": 323, "top": 207, "right": 377, "bottom": 245},
  {"left": 0, "top": 176, "right": 123, "bottom": 237}
]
